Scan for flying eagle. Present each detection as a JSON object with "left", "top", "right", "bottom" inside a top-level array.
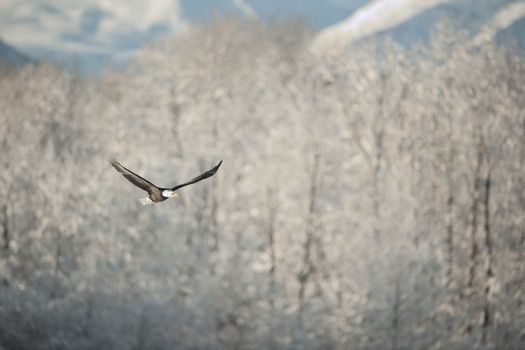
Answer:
[{"left": 109, "top": 157, "right": 222, "bottom": 205}]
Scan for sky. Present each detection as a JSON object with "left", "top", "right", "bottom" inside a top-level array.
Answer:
[{"left": 1, "top": 0, "right": 524, "bottom": 71}]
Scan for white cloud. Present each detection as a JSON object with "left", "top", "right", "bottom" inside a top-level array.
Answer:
[
  {"left": 96, "top": 0, "right": 183, "bottom": 32},
  {"left": 233, "top": 0, "right": 259, "bottom": 20},
  {"left": 0, "top": 0, "right": 185, "bottom": 57},
  {"left": 312, "top": 0, "right": 448, "bottom": 51},
  {"left": 472, "top": 1, "right": 525, "bottom": 46}
]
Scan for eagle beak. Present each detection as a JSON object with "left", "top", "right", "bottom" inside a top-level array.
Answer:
[{"left": 173, "top": 193, "right": 179, "bottom": 198}]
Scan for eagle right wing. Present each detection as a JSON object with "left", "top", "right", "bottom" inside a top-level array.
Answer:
[
  {"left": 170, "top": 160, "right": 222, "bottom": 191},
  {"left": 109, "top": 157, "right": 159, "bottom": 193}
]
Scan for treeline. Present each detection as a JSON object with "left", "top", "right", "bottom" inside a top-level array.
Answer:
[{"left": 0, "top": 18, "right": 524, "bottom": 349}]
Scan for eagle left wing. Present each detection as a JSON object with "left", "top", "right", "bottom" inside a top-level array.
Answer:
[{"left": 109, "top": 157, "right": 160, "bottom": 194}]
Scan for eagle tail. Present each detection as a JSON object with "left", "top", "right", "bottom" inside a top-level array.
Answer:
[{"left": 139, "top": 197, "right": 154, "bottom": 206}]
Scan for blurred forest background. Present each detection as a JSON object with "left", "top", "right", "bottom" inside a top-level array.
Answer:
[{"left": 1, "top": 16, "right": 525, "bottom": 350}]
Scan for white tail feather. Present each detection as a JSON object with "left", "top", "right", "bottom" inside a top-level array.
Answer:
[{"left": 139, "top": 197, "right": 154, "bottom": 205}]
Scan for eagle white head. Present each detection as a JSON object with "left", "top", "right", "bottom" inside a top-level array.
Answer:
[{"left": 162, "top": 190, "right": 179, "bottom": 198}]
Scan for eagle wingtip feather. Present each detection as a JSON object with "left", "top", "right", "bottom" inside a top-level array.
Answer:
[{"left": 106, "top": 152, "right": 117, "bottom": 165}]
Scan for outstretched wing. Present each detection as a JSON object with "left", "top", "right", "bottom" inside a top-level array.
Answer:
[
  {"left": 170, "top": 161, "right": 222, "bottom": 191},
  {"left": 109, "top": 157, "right": 159, "bottom": 193}
]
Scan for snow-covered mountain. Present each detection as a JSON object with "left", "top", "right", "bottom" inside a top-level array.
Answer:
[
  {"left": 313, "top": 0, "right": 525, "bottom": 51},
  {"left": 0, "top": 0, "right": 523, "bottom": 73}
]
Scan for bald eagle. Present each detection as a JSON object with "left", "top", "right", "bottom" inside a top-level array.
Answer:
[{"left": 109, "top": 157, "right": 222, "bottom": 205}]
